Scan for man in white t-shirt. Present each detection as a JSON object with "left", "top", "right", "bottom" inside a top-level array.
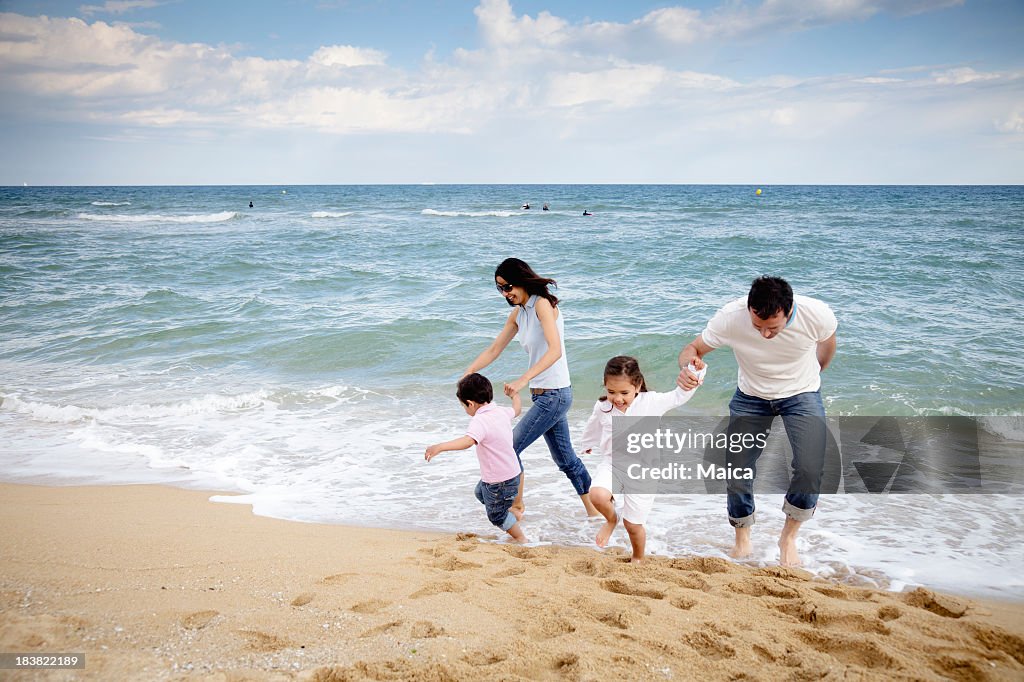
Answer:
[{"left": 676, "top": 276, "right": 837, "bottom": 566}]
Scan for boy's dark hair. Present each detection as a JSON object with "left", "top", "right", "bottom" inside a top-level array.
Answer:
[
  {"left": 457, "top": 373, "right": 493, "bottom": 405},
  {"left": 747, "top": 276, "right": 793, "bottom": 319},
  {"left": 494, "top": 257, "right": 560, "bottom": 307}
]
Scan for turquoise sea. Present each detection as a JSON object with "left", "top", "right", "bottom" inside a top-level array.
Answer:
[{"left": 1, "top": 185, "right": 1022, "bottom": 597}]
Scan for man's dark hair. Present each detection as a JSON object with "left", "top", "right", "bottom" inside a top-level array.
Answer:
[
  {"left": 747, "top": 276, "right": 793, "bottom": 319},
  {"left": 457, "top": 373, "right": 493, "bottom": 405}
]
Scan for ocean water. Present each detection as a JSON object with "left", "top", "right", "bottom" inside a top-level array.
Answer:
[{"left": 1, "top": 184, "right": 1022, "bottom": 598}]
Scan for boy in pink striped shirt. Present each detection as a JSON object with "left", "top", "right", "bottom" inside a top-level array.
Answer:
[{"left": 425, "top": 373, "right": 526, "bottom": 542}]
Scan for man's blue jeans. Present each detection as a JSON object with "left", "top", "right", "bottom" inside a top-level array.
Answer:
[
  {"left": 512, "top": 386, "right": 592, "bottom": 496},
  {"left": 726, "top": 388, "right": 827, "bottom": 528}
]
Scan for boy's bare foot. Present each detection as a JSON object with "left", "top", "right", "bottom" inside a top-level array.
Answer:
[
  {"left": 728, "top": 526, "right": 753, "bottom": 559},
  {"left": 596, "top": 512, "right": 618, "bottom": 548}
]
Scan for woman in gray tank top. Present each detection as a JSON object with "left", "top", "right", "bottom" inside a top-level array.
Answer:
[{"left": 463, "top": 258, "right": 597, "bottom": 517}]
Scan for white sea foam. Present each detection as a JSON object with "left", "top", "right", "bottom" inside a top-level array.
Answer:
[
  {"left": 90, "top": 201, "right": 131, "bottom": 206},
  {"left": 421, "top": 208, "right": 519, "bottom": 218},
  {"left": 75, "top": 211, "right": 239, "bottom": 223},
  {"left": 311, "top": 211, "right": 353, "bottom": 218}
]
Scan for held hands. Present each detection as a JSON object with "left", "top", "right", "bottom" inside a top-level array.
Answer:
[
  {"left": 676, "top": 356, "right": 707, "bottom": 391},
  {"left": 504, "top": 378, "right": 527, "bottom": 396}
]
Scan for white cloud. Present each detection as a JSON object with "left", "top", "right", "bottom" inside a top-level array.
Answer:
[
  {"left": 932, "top": 67, "right": 1001, "bottom": 85},
  {"left": 310, "top": 45, "right": 387, "bottom": 68},
  {"left": 79, "top": 1, "right": 164, "bottom": 16},
  {"left": 996, "top": 110, "right": 1024, "bottom": 134}
]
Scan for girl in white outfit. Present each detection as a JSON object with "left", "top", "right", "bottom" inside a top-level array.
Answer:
[{"left": 581, "top": 355, "right": 707, "bottom": 562}]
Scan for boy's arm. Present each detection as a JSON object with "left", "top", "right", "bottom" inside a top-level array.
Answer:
[
  {"left": 508, "top": 387, "right": 522, "bottom": 417},
  {"left": 425, "top": 436, "right": 476, "bottom": 462}
]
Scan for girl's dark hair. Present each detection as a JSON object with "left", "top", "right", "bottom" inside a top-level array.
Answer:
[
  {"left": 494, "top": 258, "right": 559, "bottom": 307},
  {"left": 457, "top": 373, "right": 493, "bottom": 405},
  {"left": 598, "top": 355, "right": 648, "bottom": 408}
]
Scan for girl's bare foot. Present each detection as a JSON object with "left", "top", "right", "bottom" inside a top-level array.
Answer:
[{"left": 596, "top": 512, "right": 618, "bottom": 548}]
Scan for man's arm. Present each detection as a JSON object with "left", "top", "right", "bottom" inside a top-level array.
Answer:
[
  {"left": 677, "top": 335, "right": 716, "bottom": 390},
  {"left": 817, "top": 332, "right": 837, "bottom": 372}
]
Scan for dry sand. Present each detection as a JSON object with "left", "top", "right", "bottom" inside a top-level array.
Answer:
[{"left": 1, "top": 482, "right": 1022, "bottom": 681}]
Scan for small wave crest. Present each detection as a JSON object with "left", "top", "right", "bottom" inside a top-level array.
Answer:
[
  {"left": 0, "top": 385, "right": 372, "bottom": 424},
  {"left": 75, "top": 211, "right": 239, "bottom": 224},
  {"left": 90, "top": 201, "right": 131, "bottom": 206},
  {"left": 311, "top": 211, "right": 353, "bottom": 218},
  {"left": 422, "top": 208, "right": 519, "bottom": 218},
  {"left": 979, "top": 416, "right": 1024, "bottom": 442}
]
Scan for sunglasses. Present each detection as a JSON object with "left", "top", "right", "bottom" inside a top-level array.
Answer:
[{"left": 495, "top": 282, "right": 514, "bottom": 293}]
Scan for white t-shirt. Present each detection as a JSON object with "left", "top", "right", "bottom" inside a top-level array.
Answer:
[{"left": 701, "top": 294, "right": 837, "bottom": 400}]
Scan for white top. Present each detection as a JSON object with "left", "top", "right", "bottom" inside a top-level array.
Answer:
[
  {"left": 516, "top": 295, "right": 571, "bottom": 389},
  {"left": 701, "top": 294, "right": 837, "bottom": 400},
  {"left": 580, "top": 365, "right": 706, "bottom": 457}
]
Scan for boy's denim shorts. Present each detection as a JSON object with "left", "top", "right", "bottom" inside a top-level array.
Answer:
[{"left": 474, "top": 475, "right": 520, "bottom": 532}]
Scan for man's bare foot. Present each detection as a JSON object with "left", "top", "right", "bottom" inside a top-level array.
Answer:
[
  {"left": 728, "top": 527, "right": 753, "bottom": 559},
  {"left": 778, "top": 536, "right": 801, "bottom": 566},
  {"left": 778, "top": 516, "right": 803, "bottom": 567},
  {"left": 596, "top": 512, "right": 618, "bottom": 548}
]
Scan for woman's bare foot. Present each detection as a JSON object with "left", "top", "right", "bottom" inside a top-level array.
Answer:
[
  {"left": 511, "top": 507, "right": 524, "bottom": 522},
  {"left": 596, "top": 512, "right": 618, "bottom": 548}
]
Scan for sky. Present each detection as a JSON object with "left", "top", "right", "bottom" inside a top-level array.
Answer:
[{"left": 0, "top": 0, "right": 1022, "bottom": 184}]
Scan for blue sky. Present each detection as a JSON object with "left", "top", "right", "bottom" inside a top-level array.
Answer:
[{"left": 0, "top": 0, "right": 1021, "bottom": 184}]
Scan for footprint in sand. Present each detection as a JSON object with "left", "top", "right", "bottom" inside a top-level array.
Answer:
[
  {"left": 409, "top": 581, "right": 468, "bottom": 599},
  {"left": 290, "top": 593, "right": 314, "bottom": 607},
  {"left": 903, "top": 587, "right": 969, "bottom": 619},
  {"left": 181, "top": 610, "right": 219, "bottom": 630},
  {"left": 351, "top": 599, "right": 391, "bottom": 614},
  {"left": 599, "top": 578, "right": 666, "bottom": 600},
  {"left": 237, "top": 629, "right": 290, "bottom": 652},
  {"left": 492, "top": 565, "right": 527, "bottom": 578},
  {"left": 684, "top": 630, "right": 737, "bottom": 660},
  {"left": 430, "top": 554, "right": 483, "bottom": 572},
  {"left": 359, "top": 619, "right": 403, "bottom": 638},
  {"left": 410, "top": 621, "right": 445, "bottom": 638},
  {"left": 321, "top": 573, "right": 356, "bottom": 585},
  {"left": 462, "top": 649, "right": 508, "bottom": 666},
  {"left": 796, "top": 630, "right": 896, "bottom": 669}
]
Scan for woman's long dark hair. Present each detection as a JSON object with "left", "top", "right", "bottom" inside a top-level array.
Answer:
[
  {"left": 598, "top": 355, "right": 648, "bottom": 409},
  {"left": 494, "top": 258, "right": 559, "bottom": 307}
]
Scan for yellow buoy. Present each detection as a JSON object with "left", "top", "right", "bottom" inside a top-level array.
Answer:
[{"left": 755, "top": 188, "right": 762, "bottom": 196}]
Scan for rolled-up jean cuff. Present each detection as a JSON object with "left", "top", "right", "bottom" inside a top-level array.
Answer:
[
  {"left": 499, "top": 511, "right": 518, "bottom": 532},
  {"left": 782, "top": 500, "right": 816, "bottom": 522},
  {"left": 729, "top": 513, "right": 755, "bottom": 528}
]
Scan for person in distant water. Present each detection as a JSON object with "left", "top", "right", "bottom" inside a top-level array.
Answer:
[
  {"left": 677, "top": 276, "right": 837, "bottom": 567},
  {"left": 464, "top": 258, "right": 598, "bottom": 518},
  {"left": 425, "top": 373, "right": 526, "bottom": 543},
  {"left": 249, "top": 201, "right": 253, "bottom": 208},
  {"left": 542, "top": 203, "right": 549, "bottom": 211},
  {"left": 522, "top": 203, "right": 531, "bottom": 210},
  {"left": 581, "top": 355, "right": 706, "bottom": 562},
  {"left": 582, "top": 210, "right": 592, "bottom": 216}
]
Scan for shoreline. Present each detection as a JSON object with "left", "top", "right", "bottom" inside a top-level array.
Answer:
[{"left": 1, "top": 482, "right": 1022, "bottom": 680}]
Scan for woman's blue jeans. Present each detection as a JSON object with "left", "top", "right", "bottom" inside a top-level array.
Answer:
[
  {"left": 726, "top": 388, "right": 827, "bottom": 527},
  {"left": 512, "top": 386, "right": 592, "bottom": 496}
]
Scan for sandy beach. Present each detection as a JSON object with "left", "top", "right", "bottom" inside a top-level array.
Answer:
[{"left": 1, "top": 483, "right": 1022, "bottom": 681}]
